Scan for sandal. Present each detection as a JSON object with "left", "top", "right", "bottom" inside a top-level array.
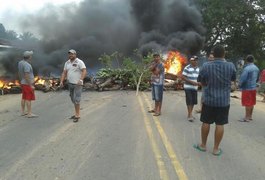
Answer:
[
  {"left": 73, "top": 117, "right": 80, "bottom": 123},
  {"left": 193, "top": 144, "right": 206, "bottom": 152},
  {"left": 212, "top": 149, "right": 223, "bottom": 156},
  {"left": 148, "top": 110, "right": 155, "bottom": 113},
  {"left": 27, "top": 114, "right": 38, "bottom": 118},
  {"left": 153, "top": 113, "right": 161, "bottom": 116},
  {"left": 238, "top": 118, "right": 250, "bottom": 122}
]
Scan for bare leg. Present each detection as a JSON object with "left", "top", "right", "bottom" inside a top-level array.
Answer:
[
  {"left": 21, "top": 99, "right": 26, "bottom": 115},
  {"left": 245, "top": 106, "right": 252, "bottom": 119},
  {"left": 200, "top": 123, "right": 210, "bottom": 149},
  {"left": 75, "top": 104, "right": 80, "bottom": 117},
  {"left": 213, "top": 125, "right": 224, "bottom": 153},
  {"left": 26, "top": 100, "right": 32, "bottom": 116},
  {"left": 249, "top": 106, "right": 254, "bottom": 119},
  {"left": 187, "top": 105, "right": 194, "bottom": 118},
  {"left": 158, "top": 101, "right": 162, "bottom": 114}
]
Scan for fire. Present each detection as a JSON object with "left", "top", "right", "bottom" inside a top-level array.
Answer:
[
  {"left": 35, "top": 76, "right": 46, "bottom": 85},
  {"left": 164, "top": 51, "right": 187, "bottom": 75},
  {"left": 0, "top": 79, "right": 20, "bottom": 91}
]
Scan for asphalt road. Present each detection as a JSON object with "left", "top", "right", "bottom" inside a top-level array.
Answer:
[{"left": 0, "top": 90, "right": 265, "bottom": 180}]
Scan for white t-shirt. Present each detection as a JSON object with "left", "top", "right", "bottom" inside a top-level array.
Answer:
[{"left": 63, "top": 58, "right": 86, "bottom": 84}]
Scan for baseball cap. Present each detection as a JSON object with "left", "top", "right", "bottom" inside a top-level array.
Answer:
[
  {"left": 23, "top": 51, "right": 33, "bottom": 58},
  {"left": 68, "top": 49, "right": 76, "bottom": 54},
  {"left": 190, "top": 55, "right": 198, "bottom": 61}
]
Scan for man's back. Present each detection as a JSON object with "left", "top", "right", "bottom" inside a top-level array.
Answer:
[
  {"left": 199, "top": 59, "right": 236, "bottom": 107},
  {"left": 239, "top": 63, "right": 259, "bottom": 90}
]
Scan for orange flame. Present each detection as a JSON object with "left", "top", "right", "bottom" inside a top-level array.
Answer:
[
  {"left": 0, "top": 79, "right": 20, "bottom": 89},
  {"left": 164, "top": 51, "right": 187, "bottom": 75}
]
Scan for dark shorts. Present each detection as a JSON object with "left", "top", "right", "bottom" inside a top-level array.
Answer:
[
  {"left": 152, "top": 84, "right": 163, "bottom": 102},
  {"left": 68, "top": 83, "right": 82, "bottom": 104},
  {"left": 200, "top": 104, "right": 230, "bottom": 125},
  {"left": 21, "top": 84, "right": 35, "bottom": 101},
  {"left": 184, "top": 89, "right": 197, "bottom": 105},
  {"left": 241, "top": 90, "right": 256, "bottom": 106}
]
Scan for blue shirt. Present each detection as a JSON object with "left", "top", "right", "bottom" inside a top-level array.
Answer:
[
  {"left": 198, "top": 59, "right": 236, "bottom": 107},
  {"left": 239, "top": 63, "right": 259, "bottom": 90}
]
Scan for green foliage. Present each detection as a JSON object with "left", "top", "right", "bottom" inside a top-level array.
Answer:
[
  {"left": 96, "top": 50, "right": 154, "bottom": 90},
  {"left": 197, "top": 0, "right": 265, "bottom": 62}
]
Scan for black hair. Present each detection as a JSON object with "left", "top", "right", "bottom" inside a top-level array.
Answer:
[
  {"left": 153, "top": 53, "right": 160, "bottom": 57},
  {"left": 246, "top": 55, "right": 254, "bottom": 63},
  {"left": 213, "top": 45, "right": 225, "bottom": 58}
]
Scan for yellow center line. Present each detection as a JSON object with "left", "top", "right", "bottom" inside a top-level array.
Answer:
[
  {"left": 142, "top": 92, "right": 189, "bottom": 180},
  {"left": 137, "top": 96, "right": 169, "bottom": 180}
]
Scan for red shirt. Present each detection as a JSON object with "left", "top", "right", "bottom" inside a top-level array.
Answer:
[{"left": 260, "top": 69, "right": 265, "bottom": 83}]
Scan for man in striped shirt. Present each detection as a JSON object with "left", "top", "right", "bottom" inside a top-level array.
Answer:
[
  {"left": 194, "top": 45, "right": 236, "bottom": 156},
  {"left": 182, "top": 56, "right": 200, "bottom": 122}
]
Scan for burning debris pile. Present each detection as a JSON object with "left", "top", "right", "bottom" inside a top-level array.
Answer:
[
  {"left": 0, "top": 76, "right": 62, "bottom": 95},
  {"left": 0, "top": 50, "right": 187, "bottom": 95},
  {"left": 34, "top": 76, "right": 61, "bottom": 92},
  {"left": 0, "top": 79, "right": 21, "bottom": 95}
]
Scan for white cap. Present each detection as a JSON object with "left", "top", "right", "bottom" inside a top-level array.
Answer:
[
  {"left": 23, "top": 50, "right": 33, "bottom": 58},
  {"left": 68, "top": 49, "right": 76, "bottom": 54}
]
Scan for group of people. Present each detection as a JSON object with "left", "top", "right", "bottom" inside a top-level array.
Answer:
[
  {"left": 148, "top": 45, "right": 264, "bottom": 156},
  {"left": 18, "top": 49, "right": 86, "bottom": 123},
  {"left": 18, "top": 45, "right": 264, "bottom": 155}
]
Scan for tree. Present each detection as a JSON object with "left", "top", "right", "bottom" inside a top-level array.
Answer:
[{"left": 197, "top": 0, "right": 265, "bottom": 65}]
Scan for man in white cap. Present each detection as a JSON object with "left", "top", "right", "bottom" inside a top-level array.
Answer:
[
  {"left": 60, "top": 49, "right": 87, "bottom": 123},
  {"left": 18, "top": 50, "right": 38, "bottom": 118}
]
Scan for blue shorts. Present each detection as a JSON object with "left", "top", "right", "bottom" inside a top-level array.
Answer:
[{"left": 152, "top": 84, "right": 163, "bottom": 102}]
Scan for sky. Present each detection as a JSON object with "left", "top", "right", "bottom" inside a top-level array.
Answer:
[{"left": 0, "top": 0, "right": 82, "bottom": 31}]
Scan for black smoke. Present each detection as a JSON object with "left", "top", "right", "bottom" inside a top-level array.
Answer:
[{"left": 0, "top": 0, "right": 205, "bottom": 77}]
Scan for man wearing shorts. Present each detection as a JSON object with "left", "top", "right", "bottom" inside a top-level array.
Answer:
[
  {"left": 239, "top": 55, "right": 259, "bottom": 122},
  {"left": 18, "top": 50, "right": 38, "bottom": 118},
  {"left": 195, "top": 45, "right": 236, "bottom": 156},
  {"left": 60, "top": 49, "right": 87, "bottom": 122},
  {"left": 148, "top": 53, "right": 164, "bottom": 116},
  {"left": 182, "top": 56, "right": 200, "bottom": 122}
]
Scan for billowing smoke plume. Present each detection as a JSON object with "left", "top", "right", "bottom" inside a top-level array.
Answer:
[{"left": 0, "top": 0, "right": 205, "bottom": 77}]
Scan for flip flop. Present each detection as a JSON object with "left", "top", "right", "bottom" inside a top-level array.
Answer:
[
  {"left": 27, "top": 114, "right": 38, "bottom": 118},
  {"left": 21, "top": 113, "right": 28, "bottom": 116},
  {"left": 193, "top": 144, "right": 206, "bottom": 152},
  {"left": 153, "top": 113, "right": 161, "bottom": 116},
  {"left": 148, "top": 110, "right": 155, "bottom": 113},
  {"left": 212, "top": 149, "right": 223, "bottom": 156},
  {"left": 73, "top": 117, "right": 80, "bottom": 123},
  {"left": 238, "top": 118, "right": 250, "bottom": 122}
]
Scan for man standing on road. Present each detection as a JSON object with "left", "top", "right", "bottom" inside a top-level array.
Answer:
[
  {"left": 60, "top": 49, "right": 87, "bottom": 123},
  {"left": 18, "top": 51, "right": 38, "bottom": 118},
  {"left": 148, "top": 53, "right": 165, "bottom": 116},
  {"left": 238, "top": 55, "right": 259, "bottom": 122},
  {"left": 182, "top": 56, "right": 200, "bottom": 122},
  {"left": 194, "top": 45, "right": 236, "bottom": 156}
]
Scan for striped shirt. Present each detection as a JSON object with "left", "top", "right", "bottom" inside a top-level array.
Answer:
[
  {"left": 198, "top": 59, "right": 236, "bottom": 107},
  {"left": 182, "top": 64, "right": 199, "bottom": 90}
]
